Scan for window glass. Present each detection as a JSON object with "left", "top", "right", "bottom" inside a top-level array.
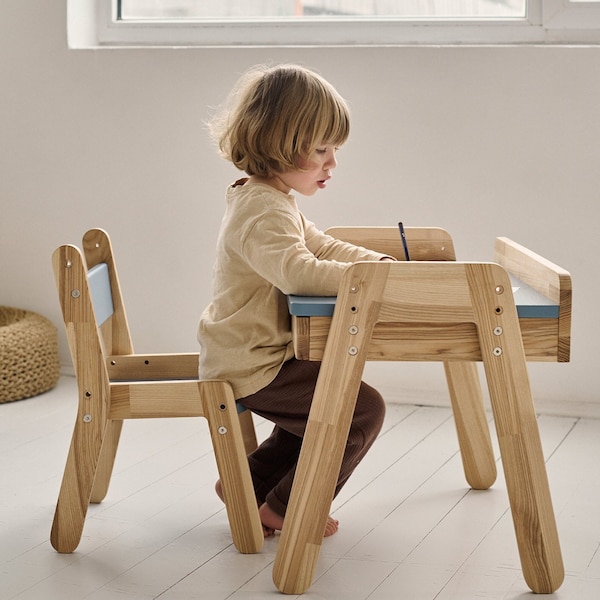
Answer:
[
  {"left": 68, "top": 1, "right": 600, "bottom": 48},
  {"left": 119, "top": 0, "right": 527, "bottom": 21}
]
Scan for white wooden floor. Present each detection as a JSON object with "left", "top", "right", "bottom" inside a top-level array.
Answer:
[{"left": 2, "top": 376, "right": 599, "bottom": 600}]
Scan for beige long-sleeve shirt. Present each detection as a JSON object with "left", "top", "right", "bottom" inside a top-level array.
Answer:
[{"left": 198, "top": 179, "right": 389, "bottom": 399}]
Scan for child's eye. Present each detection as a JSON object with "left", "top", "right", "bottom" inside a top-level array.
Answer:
[{"left": 315, "top": 146, "right": 339, "bottom": 155}]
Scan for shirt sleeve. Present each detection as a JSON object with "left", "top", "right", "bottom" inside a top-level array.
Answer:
[
  {"left": 241, "top": 208, "right": 390, "bottom": 296},
  {"left": 302, "top": 216, "right": 392, "bottom": 263}
]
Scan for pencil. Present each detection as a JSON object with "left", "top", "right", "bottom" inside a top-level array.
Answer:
[{"left": 398, "top": 222, "right": 411, "bottom": 261}]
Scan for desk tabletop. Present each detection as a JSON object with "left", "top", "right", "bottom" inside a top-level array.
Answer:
[{"left": 288, "top": 275, "right": 559, "bottom": 319}]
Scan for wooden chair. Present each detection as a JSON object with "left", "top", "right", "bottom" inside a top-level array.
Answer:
[
  {"left": 274, "top": 227, "right": 569, "bottom": 595},
  {"left": 50, "top": 228, "right": 263, "bottom": 555}
]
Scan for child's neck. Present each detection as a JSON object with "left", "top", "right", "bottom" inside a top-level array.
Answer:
[{"left": 249, "top": 175, "right": 291, "bottom": 195}]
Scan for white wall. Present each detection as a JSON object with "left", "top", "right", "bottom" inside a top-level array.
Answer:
[{"left": 2, "top": 1, "right": 598, "bottom": 417}]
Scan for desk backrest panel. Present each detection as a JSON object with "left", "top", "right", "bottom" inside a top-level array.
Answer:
[{"left": 325, "top": 226, "right": 456, "bottom": 261}]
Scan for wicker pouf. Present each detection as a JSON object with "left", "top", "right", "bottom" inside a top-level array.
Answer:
[{"left": 0, "top": 306, "right": 60, "bottom": 403}]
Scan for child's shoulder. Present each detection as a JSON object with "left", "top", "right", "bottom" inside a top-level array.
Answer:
[
  {"left": 226, "top": 182, "right": 301, "bottom": 239},
  {"left": 228, "top": 179, "right": 295, "bottom": 211}
]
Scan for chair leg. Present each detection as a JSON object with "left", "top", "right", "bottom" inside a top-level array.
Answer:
[
  {"left": 238, "top": 408, "right": 258, "bottom": 455},
  {"left": 90, "top": 419, "right": 123, "bottom": 503},
  {"left": 50, "top": 411, "right": 105, "bottom": 553},
  {"left": 201, "top": 381, "right": 264, "bottom": 554},
  {"left": 444, "top": 361, "right": 497, "bottom": 490}
]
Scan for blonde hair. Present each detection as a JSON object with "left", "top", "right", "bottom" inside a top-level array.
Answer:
[{"left": 209, "top": 64, "right": 350, "bottom": 177}]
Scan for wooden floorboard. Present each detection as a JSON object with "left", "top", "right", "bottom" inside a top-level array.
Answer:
[{"left": 1, "top": 376, "right": 599, "bottom": 599}]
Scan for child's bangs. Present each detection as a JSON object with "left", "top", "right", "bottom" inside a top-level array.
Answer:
[
  {"left": 327, "top": 113, "right": 350, "bottom": 148},
  {"left": 313, "top": 93, "right": 350, "bottom": 151},
  {"left": 318, "top": 94, "right": 350, "bottom": 148}
]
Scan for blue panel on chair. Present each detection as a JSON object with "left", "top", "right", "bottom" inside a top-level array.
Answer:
[{"left": 88, "top": 263, "right": 115, "bottom": 326}]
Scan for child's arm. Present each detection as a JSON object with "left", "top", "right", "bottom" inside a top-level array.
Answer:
[
  {"left": 241, "top": 211, "right": 391, "bottom": 297},
  {"left": 303, "top": 217, "right": 393, "bottom": 263}
]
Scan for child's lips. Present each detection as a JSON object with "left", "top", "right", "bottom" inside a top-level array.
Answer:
[{"left": 317, "top": 176, "right": 331, "bottom": 189}]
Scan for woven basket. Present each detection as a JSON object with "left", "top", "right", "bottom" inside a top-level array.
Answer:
[{"left": 0, "top": 306, "right": 60, "bottom": 403}]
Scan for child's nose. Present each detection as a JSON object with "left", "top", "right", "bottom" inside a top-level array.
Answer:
[{"left": 325, "top": 152, "right": 337, "bottom": 169}]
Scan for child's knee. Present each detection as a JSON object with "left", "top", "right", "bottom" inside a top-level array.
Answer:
[{"left": 356, "top": 385, "right": 386, "bottom": 436}]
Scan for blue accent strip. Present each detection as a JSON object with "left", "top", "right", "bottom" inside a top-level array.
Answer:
[
  {"left": 287, "top": 277, "right": 559, "bottom": 320},
  {"left": 510, "top": 275, "right": 559, "bottom": 318},
  {"left": 88, "top": 263, "right": 115, "bottom": 326},
  {"left": 287, "top": 295, "right": 337, "bottom": 317}
]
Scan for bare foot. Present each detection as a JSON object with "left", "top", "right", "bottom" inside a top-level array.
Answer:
[
  {"left": 258, "top": 502, "right": 284, "bottom": 533},
  {"left": 215, "top": 479, "right": 224, "bottom": 502},
  {"left": 216, "top": 480, "right": 338, "bottom": 539},
  {"left": 215, "top": 480, "right": 275, "bottom": 538},
  {"left": 259, "top": 502, "right": 339, "bottom": 538},
  {"left": 323, "top": 515, "right": 340, "bottom": 537}
]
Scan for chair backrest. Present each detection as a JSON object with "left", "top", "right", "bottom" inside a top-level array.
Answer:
[
  {"left": 82, "top": 229, "right": 134, "bottom": 356},
  {"left": 325, "top": 226, "right": 456, "bottom": 261},
  {"left": 53, "top": 229, "right": 134, "bottom": 385}
]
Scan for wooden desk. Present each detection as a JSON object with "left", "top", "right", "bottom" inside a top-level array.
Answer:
[
  {"left": 289, "top": 275, "right": 564, "bottom": 362},
  {"left": 272, "top": 229, "right": 571, "bottom": 596},
  {"left": 290, "top": 236, "right": 570, "bottom": 365}
]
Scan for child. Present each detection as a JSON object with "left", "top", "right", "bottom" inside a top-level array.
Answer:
[{"left": 198, "top": 64, "right": 390, "bottom": 538}]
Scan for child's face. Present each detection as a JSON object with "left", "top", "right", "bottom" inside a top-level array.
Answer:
[{"left": 276, "top": 144, "right": 339, "bottom": 196}]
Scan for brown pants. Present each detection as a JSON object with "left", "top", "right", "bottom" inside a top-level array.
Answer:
[{"left": 238, "top": 358, "right": 386, "bottom": 518}]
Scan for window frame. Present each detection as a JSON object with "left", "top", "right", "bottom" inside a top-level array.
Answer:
[{"left": 68, "top": 0, "right": 600, "bottom": 48}]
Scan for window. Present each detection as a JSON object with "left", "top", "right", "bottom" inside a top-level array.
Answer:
[
  {"left": 119, "top": 1, "right": 527, "bottom": 20},
  {"left": 68, "top": 0, "right": 600, "bottom": 48}
]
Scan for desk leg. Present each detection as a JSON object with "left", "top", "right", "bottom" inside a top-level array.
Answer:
[
  {"left": 444, "top": 361, "right": 496, "bottom": 490},
  {"left": 272, "top": 366, "right": 365, "bottom": 594},
  {"left": 468, "top": 264, "right": 564, "bottom": 593},
  {"left": 273, "top": 263, "right": 386, "bottom": 595}
]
